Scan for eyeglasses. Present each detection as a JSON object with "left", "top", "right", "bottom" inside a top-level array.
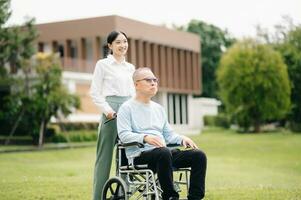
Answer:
[{"left": 136, "top": 78, "right": 159, "bottom": 83}]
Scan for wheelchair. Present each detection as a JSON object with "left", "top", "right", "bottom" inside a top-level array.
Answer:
[{"left": 102, "top": 141, "right": 191, "bottom": 200}]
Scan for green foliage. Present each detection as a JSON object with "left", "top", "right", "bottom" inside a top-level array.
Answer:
[
  {"left": 217, "top": 39, "right": 291, "bottom": 132},
  {"left": 184, "top": 20, "right": 235, "bottom": 97},
  {"left": 204, "top": 113, "right": 231, "bottom": 128},
  {"left": 33, "top": 53, "right": 80, "bottom": 119},
  {"left": 0, "top": 0, "right": 38, "bottom": 138},
  {"left": 0, "top": 1, "right": 37, "bottom": 77},
  {"left": 50, "top": 131, "right": 97, "bottom": 143},
  {"left": 29, "top": 53, "right": 80, "bottom": 144},
  {"left": 0, "top": 0, "right": 11, "bottom": 75},
  {"left": 255, "top": 17, "right": 301, "bottom": 132},
  {"left": 56, "top": 122, "right": 99, "bottom": 131},
  {"left": 0, "top": 0, "right": 10, "bottom": 25},
  {"left": 50, "top": 133, "right": 69, "bottom": 143},
  {"left": 276, "top": 26, "right": 301, "bottom": 131},
  {"left": 0, "top": 1, "right": 80, "bottom": 146}
]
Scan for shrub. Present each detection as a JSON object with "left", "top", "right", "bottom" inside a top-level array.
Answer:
[
  {"left": 204, "top": 116, "right": 216, "bottom": 127},
  {"left": 49, "top": 130, "right": 97, "bottom": 143},
  {"left": 215, "top": 114, "right": 231, "bottom": 128},
  {"left": 55, "top": 122, "right": 99, "bottom": 131},
  {"left": 51, "top": 133, "right": 68, "bottom": 143},
  {"left": 217, "top": 39, "right": 291, "bottom": 132},
  {"left": 289, "top": 122, "right": 301, "bottom": 133},
  {"left": 204, "top": 114, "right": 230, "bottom": 128}
]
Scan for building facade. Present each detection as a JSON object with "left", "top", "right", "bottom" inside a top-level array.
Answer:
[{"left": 36, "top": 15, "right": 208, "bottom": 132}]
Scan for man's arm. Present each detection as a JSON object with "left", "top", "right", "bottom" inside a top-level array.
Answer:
[
  {"left": 117, "top": 105, "right": 145, "bottom": 144},
  {"left": 161, "top": 109, "right": 198, "bottom": 149},
  {"left": 161, "top": 107, "right": 183, "bottom": 145}
]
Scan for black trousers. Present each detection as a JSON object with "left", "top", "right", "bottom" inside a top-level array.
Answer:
[{"left": 134, "top": 147, "right": 207, "bottom": 200}]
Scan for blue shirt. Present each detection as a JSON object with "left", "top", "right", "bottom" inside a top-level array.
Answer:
[{"left": 117, "top": 98, "right": 183, "bottom": 159}]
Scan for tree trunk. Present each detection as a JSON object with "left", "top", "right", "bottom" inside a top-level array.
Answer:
[
  {"left": 254, "top": 121, "right": 261, "bottom": 133},
  {"left": 5, "top": 108, "right": 25, "bottom": 145},
  {"left": 38, "top": 118, "right": 45, "bottom": 148},
  {"left": 5, "top": 63, "right": 31, "bottom": 145}
]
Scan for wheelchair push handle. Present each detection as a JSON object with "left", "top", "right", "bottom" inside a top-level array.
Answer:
[{"left": 104, "top": 113, "right": 117, "bottom": 124}]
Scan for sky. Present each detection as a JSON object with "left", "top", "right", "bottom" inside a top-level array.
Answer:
[{"left": 7, "top": 0, "right": 301, "bottom": 38}]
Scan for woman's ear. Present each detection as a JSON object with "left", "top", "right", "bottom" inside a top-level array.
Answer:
[{"left": 108, "top": 44, "right": 113, "bottom": 50}]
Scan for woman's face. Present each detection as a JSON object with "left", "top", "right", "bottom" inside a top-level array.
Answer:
[{"left": 108, "top": 33, "right": 128, "bottom": 57}]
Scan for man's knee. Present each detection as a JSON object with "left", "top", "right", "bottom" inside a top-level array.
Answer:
[
  {"left": 192, "top": 150, "right": 207, "bottom": 164},
  {"left": 156, "top": 147, "right": 172, "bottom": 161}
]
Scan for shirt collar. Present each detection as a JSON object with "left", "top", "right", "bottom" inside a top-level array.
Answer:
[{"left": 107, "top": 54, "right": 126, "bottom": 65}]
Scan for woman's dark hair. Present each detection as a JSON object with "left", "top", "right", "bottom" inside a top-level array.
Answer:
[{"left": 104, "top": 31, "right": 128, "bottom": 56}]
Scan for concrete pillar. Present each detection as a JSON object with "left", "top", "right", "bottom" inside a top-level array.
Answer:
[
  {"left": 173, "top": 48, "right": 180, "bottom": 89},
  {"left": 92, "top": 36, "right": 101, "bottom": 62},
  {"left": 159, "top": 45, "right": 167, "bottom": 88},
  {"left": 166, "top": 47, "right": 173, "bottom": 88}
]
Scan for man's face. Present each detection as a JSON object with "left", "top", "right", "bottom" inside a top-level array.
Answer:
[{"left": 135, "top": 70, "right": 158, "bottom": 98}]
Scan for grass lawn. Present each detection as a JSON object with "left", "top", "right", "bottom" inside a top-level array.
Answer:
[{"left": 0, "top": 128, "right": 301, "bottom": 199}]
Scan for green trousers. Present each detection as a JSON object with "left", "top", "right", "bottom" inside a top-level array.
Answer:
[{"left": 92, "top": 96, "right": 130, "bottom": 200}]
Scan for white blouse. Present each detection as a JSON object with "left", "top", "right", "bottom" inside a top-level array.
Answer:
[{"left": 89, "top": 55, "right": 136, "bottom": 115}]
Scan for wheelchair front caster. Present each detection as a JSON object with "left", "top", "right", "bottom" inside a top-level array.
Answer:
[{"left": 102, "top": 177, "right": 128, "bottom": 200}]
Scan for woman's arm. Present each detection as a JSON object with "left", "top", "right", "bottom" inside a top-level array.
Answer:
[{"left": 89, "top": 61, "right": 114, "bottom": 116}]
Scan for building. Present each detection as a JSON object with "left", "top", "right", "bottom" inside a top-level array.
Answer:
[{"left": 36, "top": 15, "right": 217, "bottom": 133}]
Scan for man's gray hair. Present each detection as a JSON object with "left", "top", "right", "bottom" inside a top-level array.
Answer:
[{"left": 132, "top": 67, "right": 152, "bottom": 82}]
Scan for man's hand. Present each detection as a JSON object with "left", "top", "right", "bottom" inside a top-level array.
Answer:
[
  {"left": 144, "top": 135, "right": 165, "bottom": 147},
  {"left": 182, "top": 135, "right": 198, "bottom": 149}
]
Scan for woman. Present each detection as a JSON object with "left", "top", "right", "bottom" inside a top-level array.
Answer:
[{"left": 90, "top": 31, "right": 135, "bottom": 200}]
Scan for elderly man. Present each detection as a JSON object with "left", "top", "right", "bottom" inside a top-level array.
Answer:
[{"left": 117, "top": 67, "right": 207, "bottom": 200}]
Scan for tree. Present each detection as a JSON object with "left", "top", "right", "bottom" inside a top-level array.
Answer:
[
  {"left": 256, "top": 17, "right": 301, "bottom": 131},
  {"left": 0, "top": 0, "right": 37, "bottom": 77},
  {"left": 276, "top": 26, "right": 301, "bottom": 131},
  {"left": 0, "top": 0, "right": 80, "bottom": 146},
  {"left": 0, "top": 0, "right": 38, "bottom": 143},
  {"left": 0, "top": 0, "right": 11, "bottom": 75},
  {"left": 32, "top": 53, "right": 80, "bottom": 147},
  {"left": 217, "top": 39, "right": 291, "bottom": 132},
  {"left": 183, "top": 20, "right": 235, "bottom": 97}
]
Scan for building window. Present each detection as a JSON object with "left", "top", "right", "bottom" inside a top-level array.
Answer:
[
  {"left": 70, "top": 40, "right": 78, "bottom": 58},
  {"left": 38, "top": 42, "right": 44, "bottom": 52},
  {"left": 58, "top": 44, "right": 64, "bottom": 57},
  {"left": 167, "top": 93, "right": 188, "bottom": 125}
]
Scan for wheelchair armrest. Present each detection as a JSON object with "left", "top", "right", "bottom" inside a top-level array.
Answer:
[{"left": 119, "top": 142, "right": 145, "bottom": 148}]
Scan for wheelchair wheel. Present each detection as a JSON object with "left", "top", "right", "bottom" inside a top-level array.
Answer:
[{"left": 102, "top": 177, "right": 128, "bottom": 200}]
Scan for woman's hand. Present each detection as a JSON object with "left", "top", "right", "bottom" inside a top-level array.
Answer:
[{"left": 106, "top": 112, "right": 116, "bottom": 120}]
